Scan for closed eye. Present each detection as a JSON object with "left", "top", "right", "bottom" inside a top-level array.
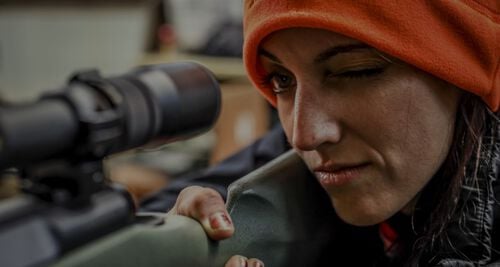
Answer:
[{"left": 333, "top": 67, "right": 385, "bottom": 80}]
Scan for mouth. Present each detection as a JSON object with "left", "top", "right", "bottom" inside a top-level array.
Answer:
[{"left": 314, "top": 163, "right": 370, "bottom": 187}]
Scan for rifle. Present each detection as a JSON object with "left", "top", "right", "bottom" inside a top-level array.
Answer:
[
  {"left": 0, "top": 62, "right": 220, "bottom": 267},
  {"left": 0, "top": 63, "right": 336, "bottom": 267}
]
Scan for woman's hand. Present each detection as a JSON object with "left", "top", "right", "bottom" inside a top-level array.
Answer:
[
  {"left": 167, "top": 186, "right": 264, "bottom": 267},
  {"left": 167, "top": 186, "right": 234, "bottom": 240}
]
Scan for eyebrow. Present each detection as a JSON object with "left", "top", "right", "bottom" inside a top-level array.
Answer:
[
  {"left": 314, "top": 44, "right": 372, "bottom": 63},
  {"left": 258, "top": 43, "right": 372, "bottom": 64},
  {"left": 258, "top": 48, "right": 282, "bottom": 63}
]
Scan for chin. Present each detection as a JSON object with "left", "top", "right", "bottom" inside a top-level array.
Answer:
[{"left": 333, "top": 202, "right": 394, "bottom": 226}]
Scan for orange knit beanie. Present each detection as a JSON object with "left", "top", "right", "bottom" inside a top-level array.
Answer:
[{"left": 243, "top": 0, "right": 500, "bottom": 111}]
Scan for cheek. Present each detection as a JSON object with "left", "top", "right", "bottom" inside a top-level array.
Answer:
[
  {"left": 332, "top": 82, "right": 458, "bottom": 225},
  {"left": 372, "top": 74, "right": 460, "bottom": 191}
]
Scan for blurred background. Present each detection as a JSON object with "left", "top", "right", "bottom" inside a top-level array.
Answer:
[{"left": 0, "top": 0, "right": 275, "bottom": 205}]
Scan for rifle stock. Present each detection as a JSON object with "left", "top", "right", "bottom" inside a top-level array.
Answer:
[{"left": 52, "top": 150, "right": 336, "bottom": 267}]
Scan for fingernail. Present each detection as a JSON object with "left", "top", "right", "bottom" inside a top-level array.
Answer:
[
  {"left": 209, "top": 212, "right": 232, "bottom": 231},
  {"left": 253, "top": 261, "right": 264, "bottom": 267},
  {"left": 239, "top": 256, "right": 247, "bottom": 267}
]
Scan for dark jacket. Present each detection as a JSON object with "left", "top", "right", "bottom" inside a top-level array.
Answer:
[
  {"left": 140, "top": 124, "right": 288, "bottom": 212},
  {"left": 140, "top": 124, "right": 500, "bottom": 266}
]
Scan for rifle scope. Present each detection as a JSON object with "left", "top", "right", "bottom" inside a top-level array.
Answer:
[{"left": 0, "top": 62, "right": 221, "bottom": 169}]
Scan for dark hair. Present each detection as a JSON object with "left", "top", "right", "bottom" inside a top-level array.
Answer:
[{"left": 409, "top": 92, "right": 499, "bottom": 265}]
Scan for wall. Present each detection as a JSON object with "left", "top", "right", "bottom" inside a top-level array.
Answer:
[{"left": 0, "top": 4, "right": 154, "bottom": 101}]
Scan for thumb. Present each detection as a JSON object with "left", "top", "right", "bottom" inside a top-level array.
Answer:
[{"left": 169, "top": 186, "right": 234, "bottom": 240}]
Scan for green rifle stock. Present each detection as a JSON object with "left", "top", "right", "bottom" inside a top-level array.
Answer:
[{"left": 52, "top": 150, "right": 336, "bottom": 267}]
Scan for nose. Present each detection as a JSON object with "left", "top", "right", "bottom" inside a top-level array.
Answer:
[{"left": 290, "top": 85, "right": 342, "bottom": 151}]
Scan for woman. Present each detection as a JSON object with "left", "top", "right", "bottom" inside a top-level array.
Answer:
[{"left": 168, "top": 1, "right": 500, "bottom": 266}]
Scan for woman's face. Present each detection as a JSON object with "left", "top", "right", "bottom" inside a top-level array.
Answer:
[{"left": 259, "top": 28, "right": 461, "bottom": 226}]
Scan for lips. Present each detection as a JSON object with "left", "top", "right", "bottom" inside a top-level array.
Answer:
[{"left": 314, "top": 163, "right": 370, "bottom": 187}]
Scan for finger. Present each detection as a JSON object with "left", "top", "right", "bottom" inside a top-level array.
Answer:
[
  {"left": 169, "top": 186, "right": 234, "bottom": 240},
  {"left": 224, "top": 255, "right": 265, "bottom": 267},
  {"left": 224, "top": 255, "right": 247, "bottom": 267},
  {"left": 247, "top": 258, "right": 265, "bottom": 267}
]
